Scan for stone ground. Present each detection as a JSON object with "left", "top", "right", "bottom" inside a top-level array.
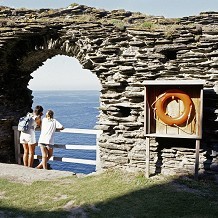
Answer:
[{"left": 0, "top": 163, "right": 75, "bottom": 184}]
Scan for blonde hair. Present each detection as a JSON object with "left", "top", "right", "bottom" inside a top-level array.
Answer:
[{"left": 46, "top": 110, "right": 54, "bottom": 120}]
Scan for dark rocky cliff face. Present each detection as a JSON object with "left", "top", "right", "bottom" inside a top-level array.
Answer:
[{"left": 0, "top": 4, "right": 217, "bottom": 175}]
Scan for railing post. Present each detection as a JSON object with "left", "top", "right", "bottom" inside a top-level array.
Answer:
[
  {"left": 95, "top": 130, "right": 102, "bottom": 172},
  {"left": 12, "top": 126, "right": 21, "bottom": 164}
]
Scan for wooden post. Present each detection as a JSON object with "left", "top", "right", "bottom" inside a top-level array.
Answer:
[
  {"left": 146, "top": 137, "right": 150, "bottom": 178},
  {"left": 194, "top": 139, "right": 200, "bottom": 180},
  {"left": 12, "top": 126, "right": 21, "bottom": 165}
]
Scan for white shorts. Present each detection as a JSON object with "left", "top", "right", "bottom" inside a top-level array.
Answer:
[{"left": 20, "top": 130, "right": 36, "bottom": 145}]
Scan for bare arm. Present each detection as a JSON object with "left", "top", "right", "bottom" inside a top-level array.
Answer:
[
  {"left": 56, "top": 126, "right": 64, "bottom": 130},
  {"left": 35, "top": 116, "right": 42, "bottom": 128},
  {"left": 55, "top": 119, "right": 64, "bottom": 130}
]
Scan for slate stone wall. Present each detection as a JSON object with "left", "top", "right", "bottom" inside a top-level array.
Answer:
[{"left": 0, "top": 5, "right": 217, "bottom": 175}]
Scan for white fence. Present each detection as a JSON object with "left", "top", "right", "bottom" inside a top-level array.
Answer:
[{"left": 12, "top": 126, "right": 102, "bottom": 171}]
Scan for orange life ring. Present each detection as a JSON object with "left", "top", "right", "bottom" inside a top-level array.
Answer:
[{"left": 155, "top": 89, "right": 193, "bottom": 126}]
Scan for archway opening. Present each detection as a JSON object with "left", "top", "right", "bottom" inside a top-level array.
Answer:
[{"left": 28, "top": 55, "right": 101, "bottom": 174}]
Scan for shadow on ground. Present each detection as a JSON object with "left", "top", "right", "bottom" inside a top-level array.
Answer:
[
  {"left": 0, "top": 173, "right": 217, "bottom": 218},
  {"left": 86, "top": 176, "right": 218, "bottom": 218}
]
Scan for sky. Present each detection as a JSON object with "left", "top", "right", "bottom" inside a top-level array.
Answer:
[
  {"left": 28, "top": 55, "right": 101, "bottom": 90},
  {"left": 1, "top": 0, "right": 218, "bottom": 90}
]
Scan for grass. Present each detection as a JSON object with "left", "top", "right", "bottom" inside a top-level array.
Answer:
[
  {"left": 0, "top": 170, "right": 218, "bottom": 217},
  {"left": 69, "top": 3, "right": 79, "bottom": 7},
  {"left": 138, "top": 21, "right": 155, "bottom": 30},
  {"left": 107, "top": 19, "right": 126, "bottom": 30}
]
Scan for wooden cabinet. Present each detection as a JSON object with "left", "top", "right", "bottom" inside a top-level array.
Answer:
[{"left": 143, "top": 80, "right": 204, "bottom": 139}]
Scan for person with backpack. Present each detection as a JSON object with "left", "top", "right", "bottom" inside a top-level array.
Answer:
[
  {"left": 36, "top": 109, "right": 64, "bottom": 170},
  {"left": 19, "top": 105, "right": 44, "bottom": 167}
]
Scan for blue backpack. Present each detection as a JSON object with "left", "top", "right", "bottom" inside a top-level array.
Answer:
[{"left": 18, "top": 113, "right": 33, "bottom": 132}]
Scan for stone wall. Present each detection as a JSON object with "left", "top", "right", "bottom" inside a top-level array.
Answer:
[{"left": 0, "top": 4, "right": 217, "bottom": 175}]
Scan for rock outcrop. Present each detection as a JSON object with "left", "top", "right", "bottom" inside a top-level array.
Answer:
[{"left": 0, "top": 4, "right": 217, "bottom": 176}]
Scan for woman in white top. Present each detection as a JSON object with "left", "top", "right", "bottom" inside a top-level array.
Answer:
[
  {"left": 20, "top": 105, "right": 43, "bottom": 167},
  {"left": 36, "top": 109, "right": 64, "bottom": 169}
]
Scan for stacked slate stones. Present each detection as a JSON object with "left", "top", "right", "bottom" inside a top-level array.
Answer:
[{"left": 0, "top": 4, "right": 217, "bottom": 177}]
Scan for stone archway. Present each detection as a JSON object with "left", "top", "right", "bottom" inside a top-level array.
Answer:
[
  {"left": 28, "top": 55, "right": 101, "bottom": 90},
  {"left": 0, "top": 5, "right": 217, "bottom": 175}
]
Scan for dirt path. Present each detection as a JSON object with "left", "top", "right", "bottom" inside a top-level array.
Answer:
[{"left": 0, "top": 163, "right": 75, "bottom": 184}]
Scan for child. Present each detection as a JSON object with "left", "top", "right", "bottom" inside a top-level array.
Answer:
[
  {"left": 20, "top": 105, "right": 43, "bottom": 167},
  {"left": 36, "top": 109, "right": 64, "bottom": 169}
]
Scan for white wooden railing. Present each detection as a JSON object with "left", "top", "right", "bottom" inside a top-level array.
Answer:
[{"left": 12, "top": 126, "right": 102, "bottom": 171}]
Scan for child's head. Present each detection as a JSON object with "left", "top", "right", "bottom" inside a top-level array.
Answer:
[
  {"left": 46, "top": 110, "right": 54, "bottom": 120},
  {"left": 34, "top": 105, "right": 43, "bottom": 116}
]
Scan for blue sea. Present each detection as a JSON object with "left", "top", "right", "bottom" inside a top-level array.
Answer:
[{"left": 32, "top": 90, "right": 100, "bottom": 174}]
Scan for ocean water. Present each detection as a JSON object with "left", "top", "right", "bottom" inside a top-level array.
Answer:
[{"left": 32, "top": 90, "right": 100, "bottom": 174}]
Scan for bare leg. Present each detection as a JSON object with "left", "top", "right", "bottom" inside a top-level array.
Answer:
[
  {"left": 28, "top": 144, "right": 36, "bottom": 167},
  {"left": 22, "top": 143, "right": 29, "bottom": 166},
  {"left": 40, "top": 146, "right": 48, "bottom": 169},
  {"left": 36, "top": 162, "right": 43, "bottom": 169},
  {"left": 36, "top": 146, "right": 53, "bottom": 169},
  {"left": 47, "top": 147, "right": 53, "bottom": 162}
]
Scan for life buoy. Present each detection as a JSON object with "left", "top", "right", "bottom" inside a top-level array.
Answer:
[{"left": 155, "top": 89, "right": 193, "bottom": 126}]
